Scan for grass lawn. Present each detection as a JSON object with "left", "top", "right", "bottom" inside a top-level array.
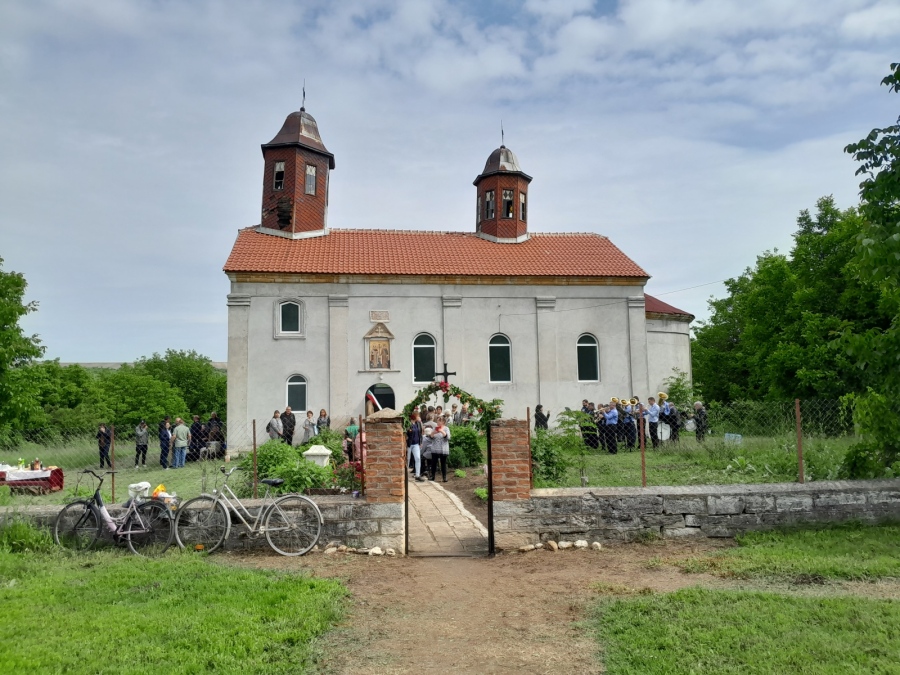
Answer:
[
  {"left": 0, "top": 543, "right": 346, "bottom": 674},
  {"left": 676, "top": 521, "right": 900, "bottom": 580},
  {"left": 595, "top": 587, "right": 900, "bottom": 675},
  {"left": 548, "top": 434, "right": 853, "bottom": 488}
]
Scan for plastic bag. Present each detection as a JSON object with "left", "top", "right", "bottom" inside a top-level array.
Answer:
[{"left": 151, "top": 483, "right": 166, "bottom": 499}]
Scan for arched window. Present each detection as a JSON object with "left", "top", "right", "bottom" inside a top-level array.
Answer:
[
  {"left": 286, "top": 375, "right": 307, "bottom": 412},
  {"left": 276, "top": 299, "right": 304, "bottom": 337},
  {"left": 412, "top": 333, "right": 436, "bottom": 383},
  {"left": 489, "top": 334, "right": 512, "bottom": 383},
  {"left": 577, "top": 334, "right": 600, "bottom": 381}
]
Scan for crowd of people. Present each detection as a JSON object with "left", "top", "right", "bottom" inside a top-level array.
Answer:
[
  {"left": 266, "top": 407, "right": 331, "bottom": 446},
  {"left": 95, "top": 412, "right": 226, "bottom": 471},
  {"left": 534, "top": 394, "right": 709, "bottom": 454}
]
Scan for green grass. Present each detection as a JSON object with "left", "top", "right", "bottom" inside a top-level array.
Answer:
[
  {"left": 595, "top": 587, "right": 900, "bottom": 675},
  {"left": 555, "top": 434, "right": 852, "bottom": 488},
  {"left": 677, "top": 522, "right": 900, "bottom": 580},
  {"left": 0, "top": 545, "right": 347, "bottom": 674}
]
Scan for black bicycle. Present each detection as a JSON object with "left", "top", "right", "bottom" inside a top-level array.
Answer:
[{"left": 53, "top": 470, "right": 174, "bottom": 557}]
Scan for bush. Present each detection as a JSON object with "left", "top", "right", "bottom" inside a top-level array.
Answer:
[
  {"left": 245, "top": 439, "right": 297, "bottom": 478},
  {"left": 296, "top": 427, "right": 346, "bottom": 466},
  {"left": 271, "top": 460, "right": 332, "bottom": 494},
  {"left": 0, "top": 518, "right": 55, "bottom": 553},
  {"left": 531, "top": 429, "right": 569, "bottom": 484},
  {"left": 448, "top": 425, "right": 482, "bottom": 468}
]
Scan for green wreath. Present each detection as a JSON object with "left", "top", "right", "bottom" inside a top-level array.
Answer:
[{"left": 402, "top": 381, "right": 503, "bottom": 432}]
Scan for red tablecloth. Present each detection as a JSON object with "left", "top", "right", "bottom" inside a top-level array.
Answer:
[{"left": 0, "top": 468, "right": 64, "bottom": 492}]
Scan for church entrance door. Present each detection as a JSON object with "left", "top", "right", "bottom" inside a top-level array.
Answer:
[{"left": 365, "top": 384, "right": 395, "bottom": 416}]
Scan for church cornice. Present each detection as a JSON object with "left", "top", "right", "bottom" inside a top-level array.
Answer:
[{"left": 228, "top": 272, "right": 649, "bottom": 286}]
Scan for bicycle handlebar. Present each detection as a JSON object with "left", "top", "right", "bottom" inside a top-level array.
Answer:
[
  {"left": 219, "top": 466, "right": 243, "bottom": 476},
  {"left": 81, "top": 469, "right": 117, "bottom": 479}
]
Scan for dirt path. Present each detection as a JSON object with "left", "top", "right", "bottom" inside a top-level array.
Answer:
[{"left": 230, "top": 539, "right": 730, "bottom": 674}]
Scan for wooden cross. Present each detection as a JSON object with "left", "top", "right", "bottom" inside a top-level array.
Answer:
[{"left": 435, "top": 362, "right": 457, "bottom": 384}]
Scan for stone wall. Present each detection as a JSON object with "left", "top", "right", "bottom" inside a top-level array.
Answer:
[
  {"left": 6, "top": 494, "right": 404, "bottom": 553},
  {"left": 493, "top": 480, "right": 900, "bottom": 548}
]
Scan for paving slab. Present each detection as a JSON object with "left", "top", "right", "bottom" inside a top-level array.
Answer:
[{"left": 407, "top": 478, "right": 487, "bottom": 555}]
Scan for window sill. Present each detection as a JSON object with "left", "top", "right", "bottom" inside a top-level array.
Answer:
[{"left": 274, "top": 333, "right": 306, "bottom": 340}]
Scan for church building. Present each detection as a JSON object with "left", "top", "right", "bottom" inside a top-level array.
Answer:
[{"left": 224, "top": 107, "right": 693, "bottom": 430}]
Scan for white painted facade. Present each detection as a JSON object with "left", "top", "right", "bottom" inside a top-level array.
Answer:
[
  {"left": 226, "top": 278, "right": 668, "bottom": 429},
  {"left": 646, "top": 317, "right": 692, "bottom": 396}
]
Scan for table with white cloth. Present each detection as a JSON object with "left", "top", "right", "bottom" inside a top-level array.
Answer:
[{"left": 0, "top": 464, "right": 64, "bottom": 493}]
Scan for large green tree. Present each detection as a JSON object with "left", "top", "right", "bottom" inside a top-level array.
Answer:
[
  {"left": 842, "top": 63, "right": 900, "bottom": 477},
  {"left": 692, "top": 197, "right": 891, "bottom": 403},
  {"left": 0, "top": 257, "right": 44, "bottom": 430},
  {"left": 134, "top": 349, "right": 226, "bottom": 419}
]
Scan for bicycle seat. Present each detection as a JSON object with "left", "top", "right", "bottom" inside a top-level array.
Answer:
[{"left": 260, "top": 478, "right": 284, "bottom": 487}]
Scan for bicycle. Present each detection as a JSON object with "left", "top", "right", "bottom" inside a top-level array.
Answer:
[
  {"left": 53, "top": 470, "right": 174, "bottom": 557},
  {"left": 174, "top": 466, "right": 323, "bottom": 556}
]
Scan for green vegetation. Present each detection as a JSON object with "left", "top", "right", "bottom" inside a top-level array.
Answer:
[
  {"left": 595, "top": 587, "right": 900, "bottom": 675},
  {"left": 448, "top": 424, "right": 484, "bottom": 468},
  {"left": 238, "top": 439, "right": 333, "bottom": 496},
  {"left": 0, "top": 527, "right": 346, "bottom": 674},
  {"left": 474, "top": 487, "right": 488, "bottom": 501},
  {"left": 678, "top": 521, "right": 900, "bottom": 580},
  {"left": 454, "top": 469, "right": 466, "bottom": 478},
  {"left": 538, "top": 434, "right": 850, "bottom": 488}
]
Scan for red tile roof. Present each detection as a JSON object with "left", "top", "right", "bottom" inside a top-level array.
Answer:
[
  {"left": 224, "top": 228, "right": 649, "bottom": 278},
  {"left": 644, "top": 294, "right": 694, "bottom": 320}
]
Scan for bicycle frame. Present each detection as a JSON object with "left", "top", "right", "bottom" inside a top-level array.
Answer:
[
  {"left": 209, "top": 479, "right": 276, "bottom": 535},
  {"left": 82, "top": 471, "right": 155, "bottom": 539}
]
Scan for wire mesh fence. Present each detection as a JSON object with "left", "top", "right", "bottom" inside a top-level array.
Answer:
[
  {"left": 530, "top": 399, "right": 858, "bottom": 489},
  {"left": 0, "top": 414, "right": 371, "bottom": 508}
]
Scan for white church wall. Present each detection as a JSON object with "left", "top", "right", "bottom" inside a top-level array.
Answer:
[
  {"left": 646, "top": 317, "right": 692, "bottom": 397},
  {"left": 228, "top": 277, "right": 667, "bottom": 432}
]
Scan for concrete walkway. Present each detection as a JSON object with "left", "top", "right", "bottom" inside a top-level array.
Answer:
[{"left": 407, "top": 477, "right": 488, "bottom": 556}]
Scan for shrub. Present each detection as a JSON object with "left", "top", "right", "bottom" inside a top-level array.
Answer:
[
  {"left": 448, "top": 425, "right": 482, "bottom": 468},
  {"left": 0, "top": 518, "right": 55, "bottom": 553},
  {"left": 244, "top": 439, "right": 297, "bottom": 478},
  {"left": 271, "top": 460, "right": 332, "bottom": 494},
  {"left": 297, "top": 427, "right": 346, "bottom": 466},
  {"left": 531, "top": 429, "right": 569, "bottom": 484},
  {"left": 474, "top": 487, "right": 488, "bottom": 501}
]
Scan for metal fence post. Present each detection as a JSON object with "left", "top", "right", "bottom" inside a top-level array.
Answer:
[
  {"left": 795, "top": 399, "right": 805, "bottom": 483},
  {"left": 359, "top": 414, "right": 366, "bottom": 495},
  {"left": 252, "top": 419, "right": 258, "bottom": 499},
  {"left": 526, "top": 406, "right": 533, "bottom": 489},
  {"left": 638, "top": 406, "right": 647, "bottom": 487}
]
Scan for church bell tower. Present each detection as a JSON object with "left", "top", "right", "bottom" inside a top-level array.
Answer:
[
  {"left": 474, "top": 145, "right": 532, "bottom": 243},
  {"left": 259, "top": 107, "right": 335, "bottom": 238}
]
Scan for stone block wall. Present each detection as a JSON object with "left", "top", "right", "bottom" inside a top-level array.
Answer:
[
  {"left": 8, "top": 494, "right": 404, "bottom": 553},
  {"left": 493, "top": 480, "right": 900, "bottom": 549}
]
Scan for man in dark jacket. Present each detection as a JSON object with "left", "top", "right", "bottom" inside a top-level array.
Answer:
[
  {"left": 188, "top": 415, "right": 204, "bottom": 462},
  {"left": 96, "top": 423, "right": 112, "bottom": 468},
  {"left": 281, "top": 406, "right": 297, "bottom": 445}
]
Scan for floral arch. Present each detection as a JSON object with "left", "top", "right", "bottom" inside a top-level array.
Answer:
[{"left": 402, "top": 381, "right": 503, "bottom": 432}]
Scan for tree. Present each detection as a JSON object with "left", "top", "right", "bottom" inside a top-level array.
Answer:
[
  {"left": 692, "top": 197, "right": 890, "bottom": 402},
  {"left": 0, "top": 257, "right": 44, "bottom": 430},
  {"left": 134, "top": 349, "right": 226, "bottom": 419},
  {"left": 842, "top": 63, "right": 900, "bottom": 477},
  {"left": 96, "top": 366, "right": 190, "bottom": 432}
]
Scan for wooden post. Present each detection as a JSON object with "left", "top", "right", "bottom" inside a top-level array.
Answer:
[
  {"left": 795, "top": 399, "right": 805, "bottom": 483},
  {"left": 638, "top": 407, "right": 647, "bottom": 488},
  {"left": 252, "top": 419, "right": 258, "bottom": 499}
]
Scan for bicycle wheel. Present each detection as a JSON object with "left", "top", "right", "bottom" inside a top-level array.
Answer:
[
  {"left": 264, "top": 495, "right": 322, "bottom": 556},
  {"left": 53, "top": 501, "right": 101, "bottom": 551},
  {"left": 174, "top": 495, "right": 230, "bottom": 554},
  {"left": 126, "top": 500, "right": 173, "bottom": 557}
]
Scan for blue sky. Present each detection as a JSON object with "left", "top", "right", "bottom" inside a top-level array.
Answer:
[{"left": 1, "top": 0, "right": 898, "bottom": 362}]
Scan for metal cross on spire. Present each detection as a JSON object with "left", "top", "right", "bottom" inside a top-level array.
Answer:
[
  {"left": 501, "top": 120, "right": 504, "bottom": 147},
  {"left": 435, "top": 362, "right": 457, "bottom": 384},
  {"left": 301, "top": 79, "right": 306, "bottom": 111}
]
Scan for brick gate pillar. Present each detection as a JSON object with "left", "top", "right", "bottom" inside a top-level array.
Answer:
[
  {"left": 364, "top": 418, "right": 405, "bottom": 504},
  {"left": 489, "top": 419, "right": 533, "bottom": 549}
]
